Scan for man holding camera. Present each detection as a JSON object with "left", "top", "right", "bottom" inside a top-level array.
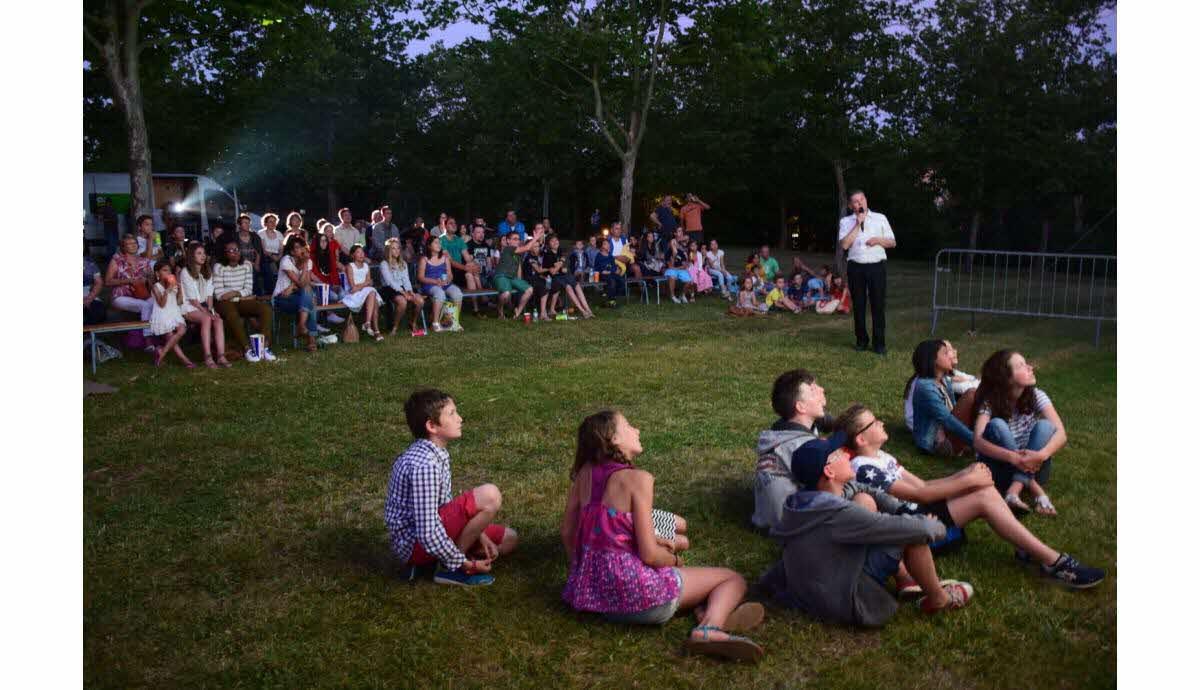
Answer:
[
  {"left": 838, "top": 190, "right": 896, "bottom": 356},
  {"left": 680, "top": 193, "right": 710, "bottom": 246}
]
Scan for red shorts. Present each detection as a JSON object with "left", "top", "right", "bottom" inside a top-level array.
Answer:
[{"left": 408, "top": 489, "right": 507, "bottom": 566}]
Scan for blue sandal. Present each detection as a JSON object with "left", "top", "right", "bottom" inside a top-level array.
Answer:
[{"left": 684, "top": 624, "right": 764, "bottom": 662}]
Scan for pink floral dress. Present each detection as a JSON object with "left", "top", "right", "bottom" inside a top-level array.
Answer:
[{"left": 562, "top": 463, "right": 680, "bottom": 614}]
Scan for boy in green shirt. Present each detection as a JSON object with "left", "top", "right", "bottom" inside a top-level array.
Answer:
[{"left": 494, "top": 228, "right": 539, "bottom": 319}]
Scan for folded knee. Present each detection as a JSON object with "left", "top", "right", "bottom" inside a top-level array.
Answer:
[{"left": 474, "top": 483, "right": 502, "bottom": 512}]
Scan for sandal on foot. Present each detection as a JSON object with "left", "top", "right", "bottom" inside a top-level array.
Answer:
[
  {"left": 723, "top": 602, "right": 765, "bottom": 633},
  {"left": 1005, "top": 493, "right": 1031, "bottom": 517},
  {"left": 684, "top": 625, "right": 763, "bottom": 663},
  {"left": 1034, "top": 495, "right": 1057, "bottom": 516},
  {"left": 217, "top": 357, "right": 232, "bottom": 368},
  {"left": 204, "top": 357, "right": 218, "bottom": 369},
  {"left": 153, "top": 347, "right": 165, "bottom": 367}
]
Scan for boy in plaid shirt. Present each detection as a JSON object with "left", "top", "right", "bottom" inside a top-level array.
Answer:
[{"left": 385, "top": 389, "right": 518, "bottom": 586}]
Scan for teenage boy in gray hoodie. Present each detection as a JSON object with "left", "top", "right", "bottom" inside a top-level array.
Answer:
[
  {"left": 752, "top": 369, "right": 834, "bottom": 531},
  {"left": 762, "top": 434, "right": 974, "bottom": 626}
]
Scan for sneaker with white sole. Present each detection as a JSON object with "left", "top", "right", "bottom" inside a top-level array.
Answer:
[
  {"left": 316, "top": 324, "right": 331, "bottom": 334},
  {"left": 433, "top": 566, "right": 494, "bottom": 587},
  {"left": 671, "top": 295, "right": 683, "bottom": 304},
  {"left": 432, "top": 322, "right": 443, "bottom": 333},
  {"left": 327, "top": 313, "right": 345, "bottom": 324},
  {"left": 261, "top": 348, "right": 278, "bottom": 362},
  {"left": 244, "top": 348, "right": 261, "bottom": 363},
  {"left": 919, "top": 580, "right": 974, "bottom": 614},
  {"left": 1042, "top": 553, "right": 1105, "bottom": 589}
]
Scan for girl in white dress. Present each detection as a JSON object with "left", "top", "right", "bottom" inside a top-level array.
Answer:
[
  {"left": 149, "top": 259, "right": 193, "bottom": 368},
  {"left": 342, "top": 244, "right": 383, "bottom": 340},
  {"left": 180, "top": 242, "right": 231, "bottom": 368}
]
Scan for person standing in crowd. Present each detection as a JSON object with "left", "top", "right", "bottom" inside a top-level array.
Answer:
[
  {"left": 233, "top": 213, "right": 265, "bottom": 295},
  {"left": 332, "top": 208, "right": 360, "bottom": 263},
  {"left": 284, "top": 210, "right": 305, "bottom": 240},
  {"left": 838, "top": 190, "right": 896, "bottom": 355},
  {"left": 371, "top": 205, "right": 401, "bottom": 261},
  {"left": 213, "top": 239, "right": 276, "bottom": 362},
  {"left": 258, "top": 213, "right": 283, "bottom": 297},
  {"left": 498, "top": 209, "right": 526, "bottom": 242},
  {"left": 105, "top": 233, "right": 156, "bottom": 343},
  {"left": 680, "top": 194, "right": 710, "bottom": 246},
  {"left": 590, "top": 208, "right": 601, "bottom": 235},
  {"left": 648, "top": 196, "right": 677, "bottom": 255}
]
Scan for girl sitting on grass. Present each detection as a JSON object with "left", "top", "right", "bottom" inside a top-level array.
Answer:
[
  {"left": 148, "top": 259, "right": 193, "bottom": 368},
  {"left": 561, "top": 410, "right": 764, "bottom": 662},
  {"left": 815, "top": 274, "right": 851, "bottom": 315},
  {"left": 729, "top": 276, "right": 767, "bottom": 316},
  {"left": 972, "top": 350, "right": 1066, "bottom": 516}
]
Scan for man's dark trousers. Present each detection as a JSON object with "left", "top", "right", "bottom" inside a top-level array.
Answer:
[{"left": 847, "top": 260, "right": 887, "bottom": 350}]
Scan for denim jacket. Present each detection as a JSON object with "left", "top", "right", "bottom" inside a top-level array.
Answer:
[{"left": 911, "top": 376, "right": 975, "bottom": 453}]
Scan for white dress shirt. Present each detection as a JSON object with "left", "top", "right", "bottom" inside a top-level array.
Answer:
[{"left": 838, "top": 211, "right": 895, "bottom": 264}]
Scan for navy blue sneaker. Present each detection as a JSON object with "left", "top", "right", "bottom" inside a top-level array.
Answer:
[
  {"left": 1042, "top": 554, "right": 1105, "bottom": 589},
  {"left": 433, "top": 566, "right": 495, "bottom": 587},
  {"left": 399, "top": 564, "right": 433, "bottom": 582},
  {"left": 930, "top": 526, "right": 968, "bottom": 554}
]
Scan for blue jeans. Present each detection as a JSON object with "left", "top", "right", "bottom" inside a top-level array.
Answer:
[
  {"left": 980, "top": 418, "right": 1055, "bottom": 490},
  {"left": 273, "top": 289, "right": 318, "bottom": 336}
]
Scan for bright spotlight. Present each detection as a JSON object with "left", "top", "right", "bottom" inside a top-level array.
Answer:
[{"left": 173, "top": 203, "right": 186, "bottom": 213}]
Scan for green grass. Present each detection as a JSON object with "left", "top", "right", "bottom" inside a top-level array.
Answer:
[{"left": 84, "top": 254, "right": 1116, "bottom": 689}]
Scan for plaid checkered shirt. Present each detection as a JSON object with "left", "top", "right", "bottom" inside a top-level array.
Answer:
[{"left": 383, "top": 439, "right": 466, "bottom": 570}]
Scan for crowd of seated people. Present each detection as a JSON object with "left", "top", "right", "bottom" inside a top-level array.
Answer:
[{"left": 89, "top": 207, "right": 854, "bottom": 368}]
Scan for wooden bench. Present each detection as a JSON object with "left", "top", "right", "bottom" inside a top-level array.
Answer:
[{"left": 84, "top": 320, "right": 148, "bottom": 375}]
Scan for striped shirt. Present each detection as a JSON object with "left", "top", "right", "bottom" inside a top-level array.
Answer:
[
  {"left": 212, "top": 261, "right": 254, "bottom": 298},
  {"left": 979, "top": 388, "right": 1052, "bottom": 450},
  {"left": 383, "top": 439, "right": 466, "bottom": 570}
]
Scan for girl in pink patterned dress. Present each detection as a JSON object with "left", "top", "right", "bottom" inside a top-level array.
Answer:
[
  {"left": 687, "top": 240, "right": 714, "bottom": 294},
  {"left": 560, "top": 410, "right": 765, "bottom": 662}
]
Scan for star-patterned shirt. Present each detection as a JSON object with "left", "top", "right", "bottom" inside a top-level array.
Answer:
[
  {"left": 383, "top": 438, "right": 466, "bottom": 570},
  {"left": 851, "top": 450, "right": 906, "bottom": 493}
]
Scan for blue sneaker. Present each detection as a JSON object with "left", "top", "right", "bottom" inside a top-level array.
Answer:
[
  {"left": 1042, "top": 553, "right": 1105, "bottom": 589},
  {"left": 433, "top": 566, "right": 495, "bottom": 587},
  {"left": 398, "top": 564, "right": 433, "bottom": 582}
]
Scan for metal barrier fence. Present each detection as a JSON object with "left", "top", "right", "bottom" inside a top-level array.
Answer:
[{"left": 930, "top": 249, "right": 1116, "bottom": 346}]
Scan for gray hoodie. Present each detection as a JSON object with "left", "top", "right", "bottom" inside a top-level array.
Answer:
[
  {"left": 771, "top": 489, "right": 945, "bottom": 627},
  {"left": 752, "top": 425, "right": 818, "bottom": 530}
]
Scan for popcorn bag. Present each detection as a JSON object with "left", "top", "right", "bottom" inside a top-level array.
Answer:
[
  {"left": 249, "top": 334, "right": 265, "bottom": 359},
  {"left": 316, "top": 284, "right": 330, "bottom": 306}
]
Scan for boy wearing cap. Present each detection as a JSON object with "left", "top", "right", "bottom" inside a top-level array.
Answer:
[{"left": 761, "top": 434, "right": 974, "bottom": 625}]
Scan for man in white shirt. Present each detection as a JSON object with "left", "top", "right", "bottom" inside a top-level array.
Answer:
[
  {"left": 838, "top": 190, "right": 896, "bottom": 355},
  {"left": 332, "top": 207, "right": 361, "bottom": 263}
]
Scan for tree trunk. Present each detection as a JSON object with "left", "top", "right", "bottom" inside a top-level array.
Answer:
[
  {"left": 94, "top": 4, "right": 154, "bottom": 218},
  {"left": 777, "top": 195, "right": 788, "bottom": 250},
  {"left": 832, "top": 158, "right": 848, "bottom": 274},
  {"left": 122, "top": 83, "right": 155, "bottom": 218},
  {"left": 968, "top": 209, "right": 981, "bottom": 249},
  {"left": 619, "top": 153, "right": 636, "bottom": 233}
]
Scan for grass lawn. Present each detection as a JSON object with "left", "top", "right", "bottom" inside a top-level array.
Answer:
[{"left": 84, "top": 253, "right": 1116, "bottom": 689}]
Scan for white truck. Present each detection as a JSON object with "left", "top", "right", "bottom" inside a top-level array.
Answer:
[{"left": 83, "top": 173, "right": 257, "bottom": 251}]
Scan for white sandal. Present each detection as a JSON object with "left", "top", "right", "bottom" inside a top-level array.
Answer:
[{"left": 1034, "top": 495, "right": 1058, "bottom": 516}]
